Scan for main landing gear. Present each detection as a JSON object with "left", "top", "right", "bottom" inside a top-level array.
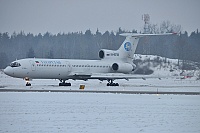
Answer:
[
  {"left": 59, "top": 79, "right": 71, "bottom": 86},
  {"left": 107, "top": 79, "right": 119, "bottom": 86}
]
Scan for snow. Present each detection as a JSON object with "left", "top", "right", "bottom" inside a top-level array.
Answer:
[
  {"left": 1, "top": 67, "right": 200, "bottom": 133},
  {"left": 0, "top": 92, "right": 200, "bottom": 133}
]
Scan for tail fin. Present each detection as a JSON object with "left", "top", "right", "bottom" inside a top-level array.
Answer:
[
  {"left": 117, "top": 33, "right": 176, "bottom": 62},
  {"left": 117, "top": 34, "right": 140, "bottom": 62}
]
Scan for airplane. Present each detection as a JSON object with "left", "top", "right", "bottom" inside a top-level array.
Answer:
[{"left": 4, "top": 33, "right": 175, "bottom": 86}]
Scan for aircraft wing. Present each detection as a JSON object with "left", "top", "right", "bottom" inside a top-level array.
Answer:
[
  {"left": 68, "top": 73, "right": 163, "bottom": 81},
  {"left": 90, "top": 73, "right": 164, "bottom": 81}
]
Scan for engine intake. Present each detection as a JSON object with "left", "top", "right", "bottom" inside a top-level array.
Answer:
[
  {"left": 99, "top": 50, "right": 105, "bottom": 59},
  {"left": 99, "top": 49, "right": 120, "bottom": 59},
  {"left": 112, "top": 63, "right": 119, "bottom": 71}
]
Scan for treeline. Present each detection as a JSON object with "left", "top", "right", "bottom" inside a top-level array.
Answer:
[{"left": 0, "top": 28, "right": 200, "bottom": 69}]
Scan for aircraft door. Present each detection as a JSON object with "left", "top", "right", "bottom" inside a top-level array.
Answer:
[
  {"left": 29, "top": 60, "right": 36, "bottom": 71},
  {"left": 66, "top": 61, "right": 71, "bottom": 73},
  {"left": 86, "top": 64, "right": 90, "bottom": 73}
]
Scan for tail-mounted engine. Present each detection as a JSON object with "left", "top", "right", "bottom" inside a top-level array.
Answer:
[
  {"left": 112, "top": 63, "right": 136, "bottom": 73},
  {"left": 99, "top": 49, "right": 119, "bottom": 59}
]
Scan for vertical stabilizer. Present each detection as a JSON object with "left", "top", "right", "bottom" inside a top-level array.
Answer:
[{"left": 117, "top": 34, "right": 140, "bottom": 62}]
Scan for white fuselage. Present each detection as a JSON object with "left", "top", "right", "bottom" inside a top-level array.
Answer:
[{"left": 4, "top": 58, "right": 116, "bottom": 80}]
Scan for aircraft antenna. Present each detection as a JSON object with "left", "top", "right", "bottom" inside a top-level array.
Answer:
[
  {"left": 142, "top": 14, "right": 150, "bottom": 55},
  {"left": 142, "top": 14, "right": 150, "bottom": 34}
]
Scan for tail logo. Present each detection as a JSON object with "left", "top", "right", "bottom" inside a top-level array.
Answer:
[{"left": 124, "top": 42, "right": 131, "bottom": 51}]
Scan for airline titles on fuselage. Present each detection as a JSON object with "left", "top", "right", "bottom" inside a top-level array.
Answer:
[
  {"left": 34, "top": 60, "right": 111, "bottom": 68},
  {"left": 36, "top": 60, "right": 62, "bottom": 64}
]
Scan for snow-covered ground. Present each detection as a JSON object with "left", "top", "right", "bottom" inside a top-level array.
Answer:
[
  {"left": 0, "top": 69, "right": 200, "bottom": 133},
  {"left": 0, "top": 92, "right": 200, "bottom": 133}
]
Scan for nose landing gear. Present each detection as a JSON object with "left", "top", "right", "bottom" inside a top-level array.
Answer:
[{"left": 24, "top": 77, "right": 31, "bottom": 86}]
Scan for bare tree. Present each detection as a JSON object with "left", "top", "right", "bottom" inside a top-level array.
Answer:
[
  {"left": 149, "top": 23, "right": 159, "bottom": 34},
  {"left": 160, "top": 20, "right": 182, "bottom": 33}
]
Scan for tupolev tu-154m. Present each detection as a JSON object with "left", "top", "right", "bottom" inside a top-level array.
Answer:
[{"left": 4, "top": 33, "right": 176, "bottom": 86}]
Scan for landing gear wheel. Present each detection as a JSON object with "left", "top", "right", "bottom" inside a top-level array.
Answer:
[
  {"left": 59, "top": 82, "right": 71, "bottom": 86},
  {"left": 107, "top": 80, "right": 119, "bottom": 86},
  {"left": 26, "top": 82, "right": 31, "bottom": 86},
  {"left": 59, "top": 79, "right": 71, "bottom": 86}
]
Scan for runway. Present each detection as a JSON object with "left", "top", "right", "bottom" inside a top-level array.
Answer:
[{"left": 0, "top": 88, "right": 200, "bottom": 95}]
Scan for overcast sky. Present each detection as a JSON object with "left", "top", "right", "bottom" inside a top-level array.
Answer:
[{"left": 0, "top": 0, "right": 199, "bottom": 35}]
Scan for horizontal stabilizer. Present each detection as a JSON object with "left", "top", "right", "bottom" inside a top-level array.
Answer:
[{"left": 120, "top": 33, "right": 177, "bottom": 37}]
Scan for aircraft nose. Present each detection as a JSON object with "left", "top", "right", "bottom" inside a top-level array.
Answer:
[{"left": 4, "top": 66, "right": 13, "bottom": 76}]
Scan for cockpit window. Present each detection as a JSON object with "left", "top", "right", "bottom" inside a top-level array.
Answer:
[{"left": 10, "top": 62, "right": 21, "bottom": 67}]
